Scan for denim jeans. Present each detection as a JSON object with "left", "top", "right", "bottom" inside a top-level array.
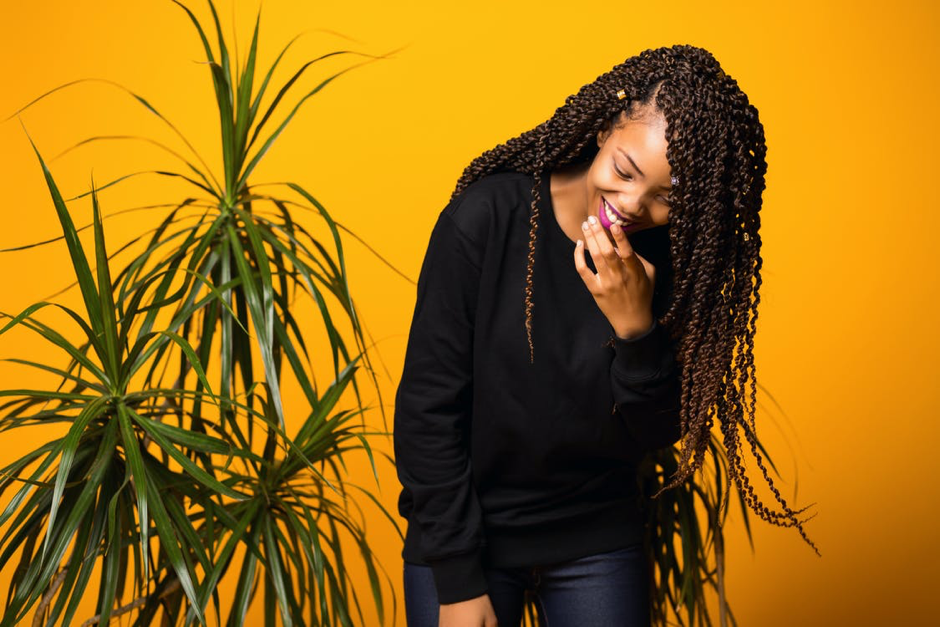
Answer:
[{"left": 403, "top": 543, "right": 651, "bottom": 627}]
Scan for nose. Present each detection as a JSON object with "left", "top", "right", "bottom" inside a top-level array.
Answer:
[{"left": 613, "top": 194, "right": 644, "bottom": 222}]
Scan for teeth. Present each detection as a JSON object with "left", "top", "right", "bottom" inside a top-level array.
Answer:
[
  {"left": 605, "top": 205, "right": 621, "bottom": 224},
  {"left": 603, "top": 199, "right": 630, "bottom": 226}
]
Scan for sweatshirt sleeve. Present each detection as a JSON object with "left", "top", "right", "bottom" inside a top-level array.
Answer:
[
  {"left": 393, "top": 209, "right": 488, "bottom": 605},
  {"left": 609, "top": 319, "right": 683, "bottom": 454}
]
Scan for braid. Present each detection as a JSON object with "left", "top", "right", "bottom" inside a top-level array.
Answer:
[
  {"left": 446, "top": 44, "right": 819, "bottom": 554},
  {"left": 524, "top": 132, "right": 549, "bottom": 362}
]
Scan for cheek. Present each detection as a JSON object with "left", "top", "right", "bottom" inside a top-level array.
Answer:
[
  {"left": 655, "top": 207, "right": 671, "bottom": 226},
  {"left": 587, "top": 165, "right": 608, "bottom": 194}
]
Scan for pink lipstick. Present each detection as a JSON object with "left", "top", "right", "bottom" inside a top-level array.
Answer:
[{"left": 597, "top": 197, "right": 640, "bottom": 231}]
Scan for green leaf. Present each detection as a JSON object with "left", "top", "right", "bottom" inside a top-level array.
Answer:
[
  {"left": 90, "top": 179, "right": 121, "bottom": 382},
  {"left": 0, "top": 358, "right": 108, "bottom": 395},
  {"left": 19, "top": 123, "right": 103, "bottom": 340},
  {"left": 142, "top": 471, "right": 206, "bottom": 626},
  {"left": 231, "top": 10, "right": 260, "bottom": 174},
  {"left": 126, "top": 406, "right": 245, "bottom": 501},
  {"left": 2, "top": 418, "right": 117, "bottom": 627},
  {"left": 226, "top": 523, "right": 260, "bottom": 627},
  {"left": 262, "top": 516, "right": 293, "bottom": 627},
  {"left": 189, "top": 499, "right": 262, "bottom": 622},
  {"left": 0, "top": 306, "right": 109, "bottom": 386},
  {"left": 40, "top": 396, "right": 108, "bottom": 563},
  {"left": 135, "top": 415, "right": 233, "bottom": 455},
  {"left": 224, "top": 222, "right": 285, "bottom": 427},
  {"left": 116, "top": 403, "right": 151, "bottom": 582}
]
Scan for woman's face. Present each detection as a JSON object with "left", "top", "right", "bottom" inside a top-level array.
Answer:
[{"left": 587, "top": 109, "right": 674, "bottom": 234}]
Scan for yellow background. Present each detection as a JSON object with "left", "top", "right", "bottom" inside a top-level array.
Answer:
[{"left": 1, "top": 0, "right": 937, "bottom": 624}]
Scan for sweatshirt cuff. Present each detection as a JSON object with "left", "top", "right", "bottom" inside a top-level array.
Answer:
[
  {"left": 610, "top": 319, "right": 672, "bottom": 382},
  {"left": 427, "top": 548, "right": 489, "bottom": 605}
]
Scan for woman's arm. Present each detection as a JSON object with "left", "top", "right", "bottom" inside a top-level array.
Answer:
[
  {"left": 393, "top": 208, "right": 489, "bottom": 605},
  {"left": 608, "top": 319, "right": 683, "bottom": 453}
]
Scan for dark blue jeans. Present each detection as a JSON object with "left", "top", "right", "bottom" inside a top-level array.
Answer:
[{"left": 403, "top": 543, "right": 651, "bottom": 627}]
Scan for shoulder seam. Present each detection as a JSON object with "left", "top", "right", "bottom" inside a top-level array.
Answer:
[{"left": 441, "top": 211, "right": 483, "bottom": 272}]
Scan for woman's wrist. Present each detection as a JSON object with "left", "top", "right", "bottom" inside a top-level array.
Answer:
[{"left": 612, "top": 317, "right": 655, "bottom": 340}]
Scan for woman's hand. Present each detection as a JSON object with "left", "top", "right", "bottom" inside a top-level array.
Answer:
[
  {"left": 439, "top": 593, "right": 498, "bottom": 627},
  {"left": 574, "top": 216, "right": 655, "bottom": 339}
]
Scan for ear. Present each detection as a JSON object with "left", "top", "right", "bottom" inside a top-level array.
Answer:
[
  {"left": 597, "top": 111, "right": 621, "bottom": 148},
  {"left": 596, "top": 123, "right": 611, "bottom": 148}
]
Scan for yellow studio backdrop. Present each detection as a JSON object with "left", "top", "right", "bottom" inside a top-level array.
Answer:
[{"left": 0, "top": 0, "right": 936, "bottom": 625}]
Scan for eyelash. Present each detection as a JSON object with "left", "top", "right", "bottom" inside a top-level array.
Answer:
[
  {"left": 613, "top": 165, "right": 632, "bottom": 180},
  {"left": 613, "top": 164, "right": 672, "bottom": 207}
]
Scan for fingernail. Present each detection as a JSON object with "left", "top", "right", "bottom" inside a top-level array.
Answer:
[
  {"left": 611, "top": 223, "right": 621, "bottom": 234},
  {"left": 576, "top": 239, "right": 583, "bottom": 246},
  {"left": 587, "top": 215, "right": 597, "bottom": 225},
  {"left": 581, "top": 221, "right": 589, "bottom": 230}
]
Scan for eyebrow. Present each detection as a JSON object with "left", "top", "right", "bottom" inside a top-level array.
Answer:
[{"left": 617, "top": 147, "right": 672, "bottom": 191}]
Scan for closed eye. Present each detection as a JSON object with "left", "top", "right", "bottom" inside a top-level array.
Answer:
[
  {"left": 615, "top": 160, "right": 671, "bottom": 205},
  {"left": 613, "top": 164, "right": 632, "bottom": 180}
]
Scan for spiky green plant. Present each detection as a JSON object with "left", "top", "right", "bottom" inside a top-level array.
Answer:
[
  {"left": 637, "top": 386, "right": 808, "bottom": 627},
  {"left": 0, "top": 1, "right": 404, "bottom": 625},
  {"left": 0, "top": 1, "right": 810, "bottom": 625}
]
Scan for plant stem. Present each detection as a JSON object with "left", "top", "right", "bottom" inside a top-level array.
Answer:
[
  {"left": 32, "top": 569, "right": 68, "bottom": 627},
  {"left": 79, "top": 579, "right": 181, "bottom": 627}
]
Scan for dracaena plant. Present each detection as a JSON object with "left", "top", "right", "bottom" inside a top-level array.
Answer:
[
  {"left": 633, "top": 392, "right": 802, "bottom": 627},
  {"left": 0, "top": 0, "right": 403, "bottom": 625}
]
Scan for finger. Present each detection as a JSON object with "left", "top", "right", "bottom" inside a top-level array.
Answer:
[
  {"left": 588, "top": 216, "right": 622, "bottom": 270},
  {"left": 573, "top": 238, "right": 598, "bottom": 289},
  {"left": 633, "top": 248, "right": 657, "bottom": 285},
  {"left": 582, "top": 217, "right": 611, "bottom": 275},
  {"left": 609, "top": 222, "right": 635, "bottom": 260}
]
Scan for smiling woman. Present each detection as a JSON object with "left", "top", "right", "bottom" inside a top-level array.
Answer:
[
  {"left": 550, "top": 97, "right": 676, "bottom": 242},
  {"left": 393, "top": 43, "right": 819, "bottom": 627}
]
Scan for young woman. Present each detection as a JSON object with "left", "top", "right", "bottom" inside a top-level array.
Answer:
[{"left": 393, "top": 44, "right": 816, "bottom": 627}]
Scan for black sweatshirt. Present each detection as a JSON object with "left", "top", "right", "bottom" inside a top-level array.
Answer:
[{"left": 393, "top": 169, "right": 682, "bottom": 604}]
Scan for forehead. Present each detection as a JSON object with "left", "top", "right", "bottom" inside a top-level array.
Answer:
[{"left": 610, "top": 115, "right": 669, "bottom": 157}]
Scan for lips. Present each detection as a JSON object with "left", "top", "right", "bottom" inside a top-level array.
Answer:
[
  {"left": 602, "top": 197, "right": 628, "bottom": 221},
  {"left": 598, "top": 196, "right": 639, "bottom": 230}
]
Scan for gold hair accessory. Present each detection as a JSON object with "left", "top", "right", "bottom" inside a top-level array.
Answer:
[{"left": 616, "top": 89, "right": 626, "bottom": 100}]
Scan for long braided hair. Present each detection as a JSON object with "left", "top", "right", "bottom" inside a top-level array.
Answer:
[{"left": 448, "top": 44, "right": 819, "bottom": 553}]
